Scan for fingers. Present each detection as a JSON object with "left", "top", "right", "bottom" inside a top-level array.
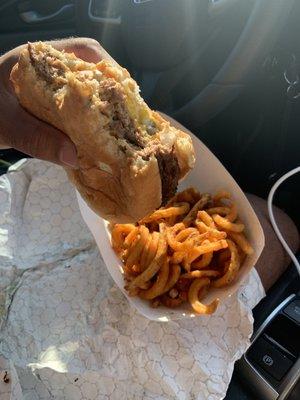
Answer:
[
  {"left": 47, "top": 37, "right": 118, "bottom": 66},
  {"left": 2, "top": 101, "right": 78, "bottom": 168}
]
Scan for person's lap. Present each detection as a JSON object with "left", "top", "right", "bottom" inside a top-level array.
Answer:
[{"left": 246, "top": 193, "right": 299, "bottom": 291}]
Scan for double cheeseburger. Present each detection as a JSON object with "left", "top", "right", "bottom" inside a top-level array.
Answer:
[{"left": 11, "top": 42, "right": 195, "bottom": 222}]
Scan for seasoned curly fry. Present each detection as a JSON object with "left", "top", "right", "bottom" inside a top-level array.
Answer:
[
  {"left": 217, "top": 249, "right": 231, "bottom": 265},
  {"left": 187, "top": 239, "right": 228, "bottom": 264},
  {"left": 212, "top": 240, "right": 240, "bottom": 288},
  {"left": 192, "top": 251, "right": 213, "bottom": 269},
  {"left": 162, "top": 264, "right": 181, "bottom": 294},
  {"left": 144, "top": 232, "right": 160, "bottom": 270},
  {"left": 132, "top": 264, "right": 141, "bottom": 274},
  {"left": 197, "top": 285, "right": 209, "bottom": 301},
  {"left": 128, "top": 234, "right": 167, "bottom": 289},
  {"left": 197, "top": 210, "right": 215, "bottom": 228},
  {"left": 166, "top": 187, "right": 201, "bottom": 206},
  {"left": 111, "top": 224, "right": 135, "bottom": 253},
  {"left": 213, "top": 190, "right": 231, "bottom": 202},
  {"left": 207, "top": 204, "right": 237, "bottom": 222},
  {"left": 188, "top": 278, "right": 220, "bottom": 314},
  {"left": 139, "top": 233, "right": 152, "bottom": 271},
  {"left": 171, "top": 251, "right": 186, "bottom": 264},
  {"left": 125, "top": 226, "right": 149, "bottom": 267},
  {"left": 226, "top": 203, "right": 238, "bottom": 222},
  {"left": 181, "top": 270, "right": 219, "bottom": 279},
  {"left": 124, "top": 227, "right": 139, "bottom": 248},
  {"left": 111, "top": 187, "right": 253, "bottom": 316},
  {"left": 175, "top": 228, "right": 199, "bottom": 241},
  {"left": 183, "top": 194, "right": 211, "bottom": 225},
  {"left": 227, "top": 231, "right": 254, "bottom": 255},
  {"left": 127, "top": 286, "right": 140, "bottom": 297},
  {"left": 195, "top": 221, "right": 227, "bottom": 239},
  {"left": 212, "top": 214, "right": 244, "bottom": 233},
  {"left": 206, "top": 207, "right": 231, "bottom": 216},
  {"left": 138, "top": 281, "right": 152, "bottom": 290},
  {"left": 123, "top": 264, "right": 137, "bottom": 278},
  {"left": 140, "top": 203, "right": 190, "bottom": 223},
  {"left": 139, "top": 258, "right": 169, "bottom": 300},
  {"left": 166, "top": 224, "right": 194, "bottom": 251}
]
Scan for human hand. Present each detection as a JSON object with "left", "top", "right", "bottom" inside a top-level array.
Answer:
[{"left": 0, "top": 37, "right": 111, "bottom": 168}]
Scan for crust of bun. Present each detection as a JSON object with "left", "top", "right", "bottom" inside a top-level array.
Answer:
[{"left": 10, "top": 42, "right": 195, "bottom": 222}]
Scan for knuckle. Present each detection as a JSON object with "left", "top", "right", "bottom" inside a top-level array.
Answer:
[
  {"left": 74, "top": 37, "right": 101, "bottom": 52},
  {"left": 68, "top": 37, "right": 102, "bottom": 63},
  {"left": 85, "top": 37, "right": 101, "bottom": 49}
]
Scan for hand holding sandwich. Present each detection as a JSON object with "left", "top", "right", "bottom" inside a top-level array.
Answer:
[
  {"left": 9, "top": 41, "right": 195, "bottom": 222},
  {"left": 0, "top": 37, "right": 108, "bottom": 168}
]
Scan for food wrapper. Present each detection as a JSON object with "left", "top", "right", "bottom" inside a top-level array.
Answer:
[
  {"left": 77, "top": 129, "right": 265, "bottom": 321},
  {"left": 0, "top": 159, "right": 265, "bottom": 400}
]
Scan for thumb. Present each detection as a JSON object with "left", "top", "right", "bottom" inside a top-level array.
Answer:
[{"left": 6, "top": 104, "right": 78, "bottom": 168}]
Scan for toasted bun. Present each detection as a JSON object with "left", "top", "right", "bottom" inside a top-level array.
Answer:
[{"left": 10, "top": 42, "right": 195, "bottom": 222}]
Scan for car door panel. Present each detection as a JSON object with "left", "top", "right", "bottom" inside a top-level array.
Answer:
[{"left": 0, "top": 0, "right": 76, "bottom": 52}]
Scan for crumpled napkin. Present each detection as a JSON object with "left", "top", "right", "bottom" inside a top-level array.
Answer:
[{"left": 0, "top": 159, "right": 265, "bottom": 400}]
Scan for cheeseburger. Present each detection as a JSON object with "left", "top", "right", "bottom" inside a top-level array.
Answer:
[{"left": 11, "top": 42, "right": 195, "bottom": 222}]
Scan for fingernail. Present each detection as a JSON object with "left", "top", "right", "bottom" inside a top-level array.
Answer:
[{"left": 59, "top": 144, "right": 79, "bottom": 169}]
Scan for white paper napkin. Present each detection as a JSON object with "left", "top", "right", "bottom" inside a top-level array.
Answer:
[{"left": 0, "top": 159, "right": 265, "bottom": 400}]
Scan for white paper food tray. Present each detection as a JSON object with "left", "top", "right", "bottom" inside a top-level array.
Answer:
[{"left": 76, "top": 119, "right": 265, "bottom": 321}]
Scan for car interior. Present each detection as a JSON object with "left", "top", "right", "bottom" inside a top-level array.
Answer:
[{"left": 0, "top": 1, "right": 299, "bottom": 399}]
